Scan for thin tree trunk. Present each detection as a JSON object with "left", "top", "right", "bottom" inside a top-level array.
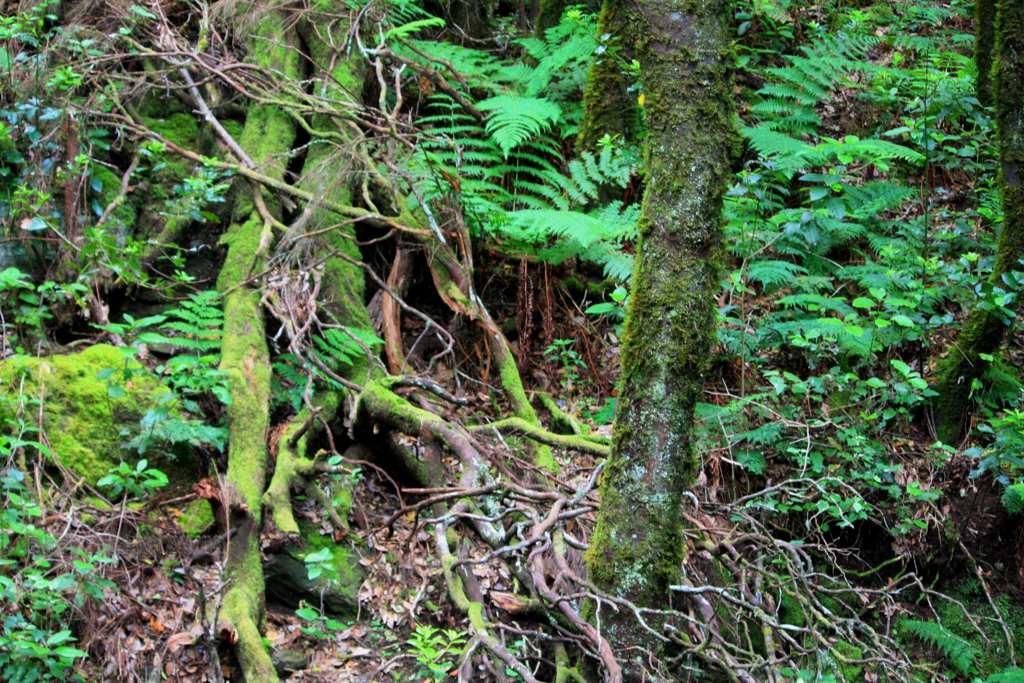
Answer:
[
  {"left": 576, "top": 0, "right": 639, "bottom": 150},
  {"left": 935, "top": 0, "right": 1023, "bottom": 443},
  {"left": 585, "top": 0, "right": 733, "bottom": 669},
  {"left": 975, "top": 0, "right": 996, "bottom": 106}
]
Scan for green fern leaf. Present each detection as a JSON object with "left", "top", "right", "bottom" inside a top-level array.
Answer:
[
  {"left": 476, "top": 96, "right": 562, "bottom": 157},
  {"left": 900, "top": 618, "right": 979, "bottom": 676}
]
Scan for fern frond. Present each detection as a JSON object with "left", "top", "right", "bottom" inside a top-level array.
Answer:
[
  {"left": 476, "top": 96, "right": 562, "bottom": 157},
  {"left": 745, "top": 260, "right": 807, "bottom": 289},
  {"left": 900, "top": 618, "right": 979, "bottom": 676}
]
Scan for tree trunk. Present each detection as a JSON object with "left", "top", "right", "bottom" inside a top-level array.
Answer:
[
  {"left": 216, "top": 14, "right": 301, "bottom": 682},
  {"left": 975, "top": 0, "right": 996, "bottom": 106},
  {"left": 585, "top": 0, "right": 733, "bottom": 668},
  {"left": 935, "top": 0, "right": 1023, "bottom": 443},
  {"left": 576, "top": 0, "right": 639, "bottom": 150}
]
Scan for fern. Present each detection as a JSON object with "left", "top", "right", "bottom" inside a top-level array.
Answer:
[
  {"left": 900, "top": 618, "right": 979, "bottom": 676},
  {"left": 403, "top": 10, "right": 633, "bottom": 278},
  {"left": 987, "top": 669, "right": 1024, "bottom": 683},
  {"left": 475, "top": 96, "right": 562, "bottom": 157},
  {"left": 745, "top": 260, "right": 807, "bottom": 290},
  {"left": 312, "top": 326, "right": 383, "bottom": 385},
  {"left": 749, "top": 30, "right": 876, "bottom": 136}
]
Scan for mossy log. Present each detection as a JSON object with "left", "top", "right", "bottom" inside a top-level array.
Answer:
[
  {"left": 585, "top": 0, "right": 734, "bottom": 665},
  {"left": 262, "top": 12, "right": 371, "bottom": 538},
  {"left": 935, "top": 0, "right": 1024, "bottom": 443}
]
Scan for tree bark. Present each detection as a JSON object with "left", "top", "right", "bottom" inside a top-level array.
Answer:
[
  {"left": 975, "top": 0, "right": 996, "bottom": 106},
  {"left": 576, "top": 0, "right": 639, "bottom": 150},
  {"left": 585, "top": 0, "right": 734, "bottom": 668},
  {"left": 935, "top": 0, "right": 1023, "bottom": 443}
]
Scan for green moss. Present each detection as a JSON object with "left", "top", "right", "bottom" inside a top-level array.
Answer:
[
  {"left": 178, "top": 498, "right": 215, "bottom": 538},
  {"left": 0, "top": 345, "right": 171, "bottom": 483},
  {"left": 220, "top": 289, "right": 271, "bottom": 514},
  {"left": 975, "top": 0, "right": 996, "bottom": 106},
  {"left": 833, "top": 639, "right": 864, "bottom": 681},
  {"left": 91, "top": 165, "right": 136, "bottom": 230},
  {"left": 294, "top": 15, "right": 372, "bottom": 391},
  {"left": 217, "top": 214, "right": 265, "bottom": 291},
  {"left": 925, "top": 582, "right": 1024, "bottom": 676},
  {"left": 142, "top": 111, "right": 199, "bottom": 149}
]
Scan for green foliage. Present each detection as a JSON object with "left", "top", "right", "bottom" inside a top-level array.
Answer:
[
  {"left": 98, "top": 291, "right": 228, "bottom": 454},
  {"left": 406, "top": 624, "right": 467, "bottom": 681},
  {"left": 748, "top": 30, "right": 877, "bottom": 136},
  {"left": 402, "top": 9, "right": 639, "bottom": 280},
  {"left": 543, "top": 338, "right": 586, "bottom": 391},
  {"left": 303, "top": 546, "right": 338, "bottom": 583},
  {"left": 96, "top": 459, "right": 169, "bottom": 500},
  {"left": 476, "top": 96, "right": 562, "bottom": 157},
  {"left": 900, "top": 618, "right": 979, "bottom": 676},
  {"left": 294, "top": 601, "right": 349, "bottom": 641},
  {"left": 0, "top": 392, "right": 115, "bottom": 681}
]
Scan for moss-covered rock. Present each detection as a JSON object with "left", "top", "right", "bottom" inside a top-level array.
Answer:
[
  {"left": 0, "top": 344, "right": 171, "bottom": 483},
  {"left": 178, "top": 498, "right": 216, "bottom": 538},
  {"left": 264, "top": 524, "right": 364, "bottom": 616}
]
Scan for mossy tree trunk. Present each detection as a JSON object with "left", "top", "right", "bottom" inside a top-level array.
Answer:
[
  {"left": 576, "top": 0, "right": 639, "bottom": 150},
  {"left": 935, "top": 0, "right": 1023, "bottom": 443},
  {"left": 263, "top": 9, "right": 375, "bottom": 535},
  {"left": 975, "top": 0, "right": 996, "bottom": 106},
  {"left": 585, "top": 0, "right": 733, "bottom": 667},
  {"left": 216, "top": 13, "right": 300, "bottom": 682}
]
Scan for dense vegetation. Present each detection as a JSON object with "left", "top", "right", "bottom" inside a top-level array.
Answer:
[{"left": 1, "top": 0, "right": 1023, "bottom": 680}]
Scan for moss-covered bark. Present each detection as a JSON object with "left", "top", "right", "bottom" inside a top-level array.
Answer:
[
  {"left": 216, "top": 13, "right": 300, "bottom": 682},
  {"left": 936, "top": 0, "right": 1023, "bottom": 443},
  {"left": 975, "top": 0, "right": 996, "bottom": 106},
  {"left": 585, "top": 0, "right": 733, "bottom": 662},
  {"left": 576, "top": 0, "right": 639, "bottom": 150},
  {"left": 295, "top": 14, "right": 372, "bottom": 344}
]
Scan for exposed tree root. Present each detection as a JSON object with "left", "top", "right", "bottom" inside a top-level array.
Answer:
[{"left": 468, "top": 417, "right": 610, "bottom": 456}]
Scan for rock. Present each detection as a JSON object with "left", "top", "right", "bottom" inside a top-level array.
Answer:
[
  {"left": 0, "top": 344, "right": 172, "bottom": 483},
  {"left": 271, "top": 647, "right": 310, "bottom": 675},
  {"left": 177, "top": 498, "right": 216, "bottom": 538},
  {"left": 264, "top": 525, "right": 363, "bottom": 616}
]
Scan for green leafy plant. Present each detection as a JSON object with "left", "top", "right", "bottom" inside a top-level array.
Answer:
[
  {"left": 543, "top": 338, "right": 586, "bottom": 391},
  {"left": 407, "top": 624, "right": 467, "bottom": 681},
  {"left": 96, "top": 459, "right": 169, "bottom": 500},
  {"left": 294, "top": 601, "right": 349, "bottom": 641},
  {"left": 303, "top": 547, "right": 338, "bottom": 583}
]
